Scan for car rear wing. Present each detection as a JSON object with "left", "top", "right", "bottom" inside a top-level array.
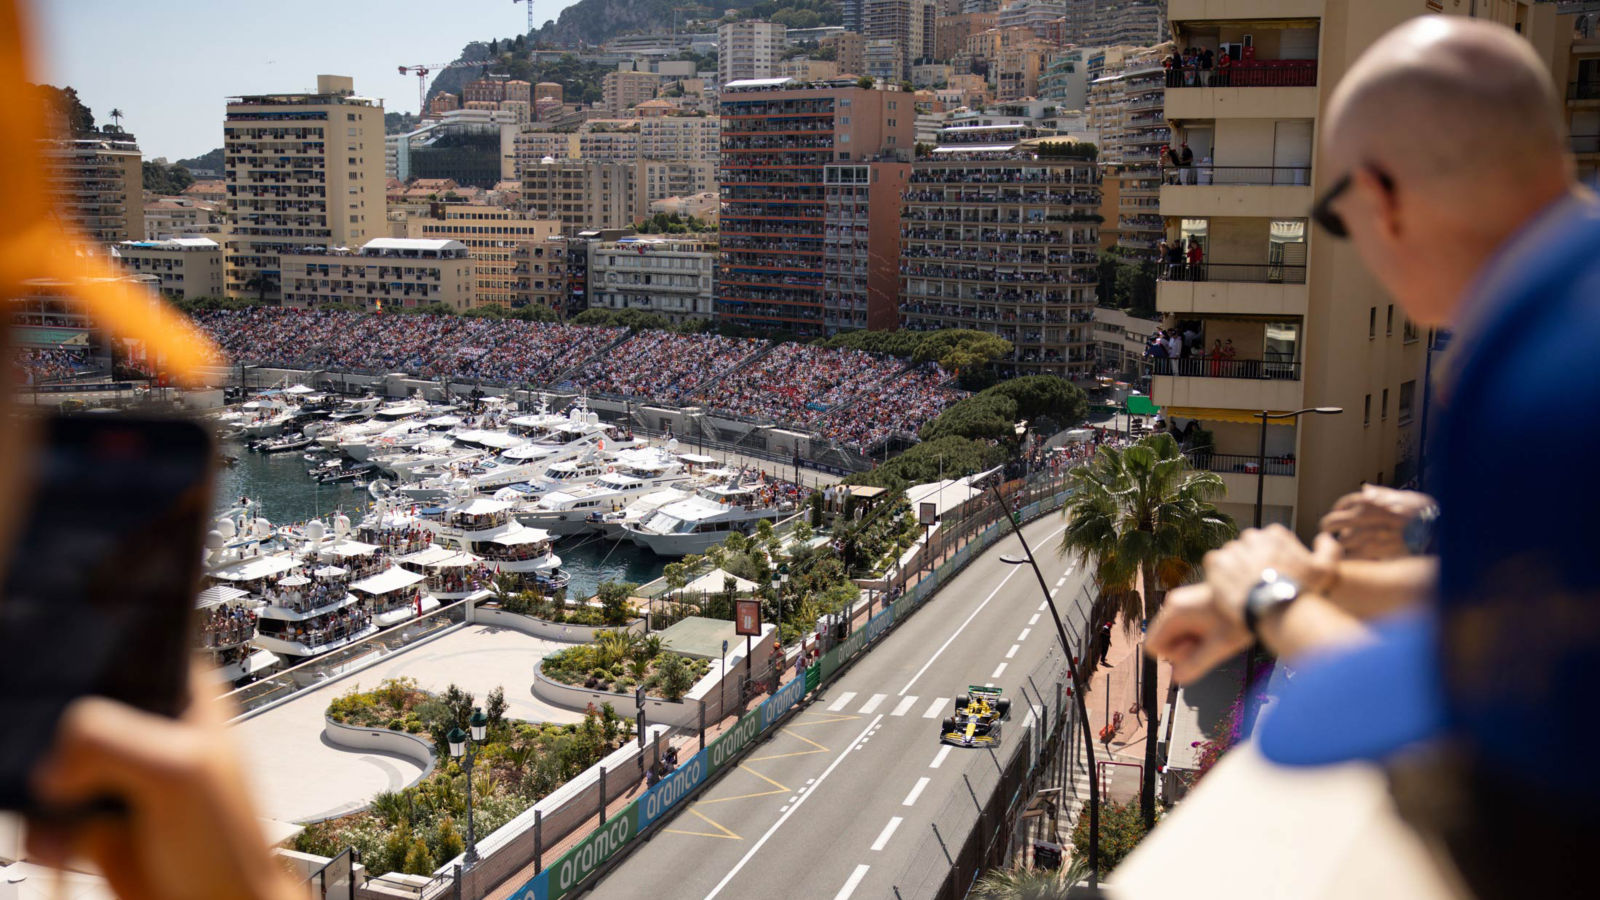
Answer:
[{"left": 967, "top": 685, "right": 1004, "bottom": 696}]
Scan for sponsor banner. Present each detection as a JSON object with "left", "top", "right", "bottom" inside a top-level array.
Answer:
[
  {"left": 835, "top": 626, "right": 866, "bottom": 663},
  {"left": 538, "top": 798, "right": 639, "bottom": 900},
  {"left": 892, "top": 596, "right": 914, "bottom": 621},
  {"left": 638, "top": 750, "right": 708, "bottom": 831},
  {"left": 863, "top": 609, "right": 892, "bottom": 643},
  {"left": 804, "top": 662, "right": 820, "bottom": 693},
  {"left": 707, "top": 708, "right": 764, "bottom": 774},
  {"left": 819, "top": 645, "right": 843, "bottom": 681},
  {"left": 761, "top": 673, "right": 807, "bottom": 729}
]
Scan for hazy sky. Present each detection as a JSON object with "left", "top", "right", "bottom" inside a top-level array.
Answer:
[{"left": 27, "top": 0, "right": 576, "bottom": 161}]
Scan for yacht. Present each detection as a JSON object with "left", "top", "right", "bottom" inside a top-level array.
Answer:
[
  {"left": 394, "top": 545, "right": 491, "bottom": 602},
  {"left": 623, "top": 474, "right": 799, "bottom": 557},
  {"left": 408, "top": 494, "right": 569, "bottom": 589},
  {"left": 588, "top": 485, "right": 694, "bottom": 541},
  {"left": 198, "top": 503, "right": 286, "bottom": 683},
  {"left": 401, "top": 408, "right": 639, "bottom": 498},
  {"left": 516, "top": 447, "right": 693, "bottom": 536}
]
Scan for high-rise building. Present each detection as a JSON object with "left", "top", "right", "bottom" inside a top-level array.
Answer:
[
  {"left": 718, "top": 20, "right": 788, "bottom": 88},
  {"left": 637, "top": 159, "right": 717, "bottom": 209},
  {"left": 866, "top": 0, "right": 935, "bottom": 79},
  {"left": 1087, "top": 0, "right": 1167, "bottom": 47},
  {"left": 602, "top": 69, "right": 662, "bottom": 116},
  {"left": 900, "top": 124, "right": 1100, "bottom": 377},
  {"left": 1153, "top": 0, "right": 1551, "bottom": 532},
  {"left": 278, "top": 238, "right": 475, "bottom": 311},
  {"left": 111, "top": 237, "right": 223, "bottom": 301},
  {"left": 1555, "top": 5, "right": 1599, "bottom": 183},
  {"left": 1039, "top": 48, "right": 1089, "bottom": 109},
  {"left": 1086, "top": 45, "right": 1169, "bottom": 260},
  {"left": 822, "top": 32, "right": 868, "bottom": 75},
  {"left": 222, "top": 75, "right": 385, "bottom": 302},
  {"left": 718, "top": 78, "right": 914, "bottom": 334},
  {"left": 995, "top": 0, "right": 1067, "bottom": 42},
  {"left": 43, "top": 131, "right": 144, "bottom": 244},
  {"left": 522, "top": 158, "right": 637, "bottom": 235},
  {"left": 639, "top": 114, "right": 721, "bottom": 164},
  {"left": 404, "top": 204, "right": 562, "bottom": 310}
]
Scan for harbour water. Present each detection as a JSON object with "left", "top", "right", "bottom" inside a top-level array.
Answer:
[{"left": 214, "top": 439, "right": 666, "bottom": 597}]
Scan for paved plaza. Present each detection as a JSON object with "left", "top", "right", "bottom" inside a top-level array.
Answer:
[{"left": 231, "top": 623, "right": 583, "bottom": 824}]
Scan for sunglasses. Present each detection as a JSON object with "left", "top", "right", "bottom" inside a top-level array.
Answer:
[{"left": 1311, "top": 166, "right": 1395, "bottom": 239}]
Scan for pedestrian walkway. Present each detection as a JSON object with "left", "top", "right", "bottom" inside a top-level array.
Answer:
[{"left": 1075, "top": 608, "right": 1172, "bottom": 812}]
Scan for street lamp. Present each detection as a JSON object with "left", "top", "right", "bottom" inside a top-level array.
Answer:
[
  {"left": 447, "top": 708, "right": 490, "bottom": 867},
  {"left": 1252, "top": 407, "right": 1341, "bottom": 528},
  {"left": 996, "top": 504, "right": 1103, "bottom": 885}
]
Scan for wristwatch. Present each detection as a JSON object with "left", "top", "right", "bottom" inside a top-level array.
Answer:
[
  {"left": 1243, "top": 568, "right": 1300, "bottom": 637},
  {"left": 1403, "top": 503, "right": 1440, "bottom": 555}
]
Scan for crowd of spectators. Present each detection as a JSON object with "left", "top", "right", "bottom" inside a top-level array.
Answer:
[
  {"left": 13, "top": 348, "right": 96, "bottom": 384},
  {"left": 815, "top": 365, "right": 962, "bottom": 451},
  {"left": 193, "top": 308, "right": 625, "bottom": 387},
  {"left": 691, "top": 343, "right": 907, "bottom": 427},
  {"left": 199, "top": 604, "right": 257, "bottom": 650},
  {"left": 571, "top": 331, "right": 764, "bottom": 404}
]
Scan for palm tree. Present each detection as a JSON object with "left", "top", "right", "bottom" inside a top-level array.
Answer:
[
  {"left": 1059, "top": 433, "right": 1235, "bottom": 828},
  {"left": 107, "top": 107, "right": 123, "bottom": 132},
  {"left": 969, "top": 865, "right": 1073, "bottom": 900}
]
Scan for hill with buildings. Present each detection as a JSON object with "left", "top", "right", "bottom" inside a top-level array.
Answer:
[{"left": 530, "top": 1, "right": 839, "bottom": 48}]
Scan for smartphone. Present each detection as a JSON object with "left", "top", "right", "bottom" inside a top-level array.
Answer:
[{"left": 0, "top": 412, "right": 215, "bottom": 813}]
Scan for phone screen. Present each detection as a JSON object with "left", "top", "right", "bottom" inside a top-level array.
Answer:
[{"left": 0, "top": 413, "right": 214, "bottom": 812}]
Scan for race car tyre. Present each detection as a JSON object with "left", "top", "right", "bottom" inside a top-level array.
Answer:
[
  {"left": 954, "top": 696, "right": 968, "bottom": 714},
  {"left": 997, "top": 699, "right": 1012, "bottom": 719}
]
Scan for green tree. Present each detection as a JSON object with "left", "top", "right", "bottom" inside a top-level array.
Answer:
[
  {"left": 969, "top": 866, "right": 1071, "bottom": 900},
  {"left": 401, "top": 835, "right": 435, "bottom": 875},
  {"left": 1069, "top": 801, "right": 1151, "bottom": 874},
  {"left": 1059, "top": 434, "right": 1235, "bottom": 827},
  {"left": 143, "top": 160, "right": 195, "bottom": 195},
  {"left": 979, "top": 376, "right": 1089, "bottom": 432},
  {"left": 654, "top": 653, "right": 694, "bottom": 701},
  {"left": 596, "top": 580, "right": 637, "bottom": 625},
  {"left": 34, "top": 84, "right": 94, "bottom": 135},
  {"left": 486, "top": 686, "right": 509, "bottom": 729},
  {"left": 913, "top": 329, "right": 1013, "bottom": 374},
  {"left": 918, "top": 392, "right": 1019, "bottom": 443}
]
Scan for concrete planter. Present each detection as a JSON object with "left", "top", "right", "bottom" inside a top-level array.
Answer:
[
  {"left": 475, "top": 604, "right": 643, "bottom": 643},
  {"left": 315, "top": 717, "right": 438, "bottom": 821}
]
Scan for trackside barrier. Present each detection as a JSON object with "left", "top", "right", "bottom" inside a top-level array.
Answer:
[{"left": 500, "top": 476, "right": 1076, "bottom": 900}]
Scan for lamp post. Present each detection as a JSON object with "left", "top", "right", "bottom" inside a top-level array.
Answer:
[
  {"left": 770, "top": 563, "right": 789, "bottom": 639},
  {"left": 447, "top": 708, "right": 490, "bottom": 868},
  {"left": 1241, "top": 406, "right": 1341, "bottom": 737},
  {"left": 995, "top": 490, "right": 1102, "bottom": 885}
]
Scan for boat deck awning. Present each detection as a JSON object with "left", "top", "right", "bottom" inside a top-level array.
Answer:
[
  {"left": 322, "top": 539, "right": 380, "bottom": 557},
  {"left": 196, "top": 585, "right": 249, "bottom": 607},
  {"left": 397, "top": 545, "right": 458, "bottom": 566},
  {"left": 488, "top": 528, "right": 551, "bottom": 546},
  {"left": 213, "top": 555, "right": 299, "bottom": 582},
  {"left": 350, "top": 566, "right": 425, "bottom": 595}
]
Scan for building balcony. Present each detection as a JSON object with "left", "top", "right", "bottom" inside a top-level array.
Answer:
[
  {"left": 1152, "top": 360, "right": 1304, "bottom": 412},
  {"left": 1164, "top": 68, "right": 1319, "bottom": 120},
  {"left": 1157, "top": 263, "right": 1308, "bottom": 316},
  {"left": 1168, "top": 0, "right": 1324, "bottom": 21},
  {"left": 1161, "top": 167, "right": 1313, "bottom": 218},
  {"left": 1569, "top": 80, "right": 1600, "bottom": 103},
  {"left": 1573, "top": 134, "right": 1600, "bottom": 157}
]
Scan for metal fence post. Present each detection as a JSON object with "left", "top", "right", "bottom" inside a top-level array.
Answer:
[
  {"left": 453, "top": 863, "right": 462, "bottom": 900},
  {"left": 598, "top": 766, "right": 607, "bottom": 826},
  {"left": 534, "top": 809, "right": 542, "bottom": 875},
  {"left": 698, "top": 698, "right": 706, "bottom": 751}
]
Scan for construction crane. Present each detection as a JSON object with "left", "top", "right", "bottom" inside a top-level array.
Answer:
[
  {"left": 513, "top": 0, "right": 536, "bottom": 35},
  {"left": 397, "top": 60, "right": 486, "bottom": 113}
]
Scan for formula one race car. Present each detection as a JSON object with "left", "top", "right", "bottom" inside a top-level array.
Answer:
[{"left": 939, "top": 686, "right": 1012, "bottom": 747}]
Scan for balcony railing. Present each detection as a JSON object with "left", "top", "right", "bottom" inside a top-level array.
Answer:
[
  {"left": 1157, "top": 262, "right": 1307, "bottom": 284},
  {"left": 1162, "top": 165, "right": 1311, "bottom": 186},
  {"left": 1569, "top": 80, "right": 1600, "bottom": 101},
  {"left": 1572, "top": 134, "right": 1600, "bottom": 154},
  {"left": 1166, "top": 61, "right": 1318, "bottom": 88},
  {"left": 1150, "top": 356, "right": 1301, "bottom": 380},
  {"left": 1190, "top": 451, "right": 1297, "bottom": 477}
]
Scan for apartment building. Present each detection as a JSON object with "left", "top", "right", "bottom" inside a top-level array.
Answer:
[
  {"left": 1039, "top": 49, "right": 1089, "bottom": 109},
  {"left": 1553, "top": 4, "right": 1600, "bottom": 183},
  {"left": 222, "top": 75, "right": 385, "bottom": 302},
  {"left": 43, "top": 131, "right": 144, "bottom": 244},
  {"left": 111, "top": 237, "right": 224, "bottom": 302},
  {"left": 522, "top": 158, "right": 637, "bottom": 235},
  {"left": 639, "top": 114, "right": 721, "bottom": 164},
  {"left": 638, "top": 159, "right": 717, "bottom": 208},
  {"left": 821, "top": 32, "right": 868, "bottom": 75},
  {"left": 1086, "top": 45, "right": 1171, "bottom": 260},
  {"left": 279, "top": 238, "right": 474, "bottom": 311},
  {"left": 576, "top": 125, "right": 642, "bottom": 164},
  {"left": 719, "top": 21, "right": 788, "bottom": 87},
  {"left": 587, "top": 235, "right": 718, "bottom": 324},
  {"left": 718, "top": 78, "right": 915, "bottom": 334},
  {"left": 1153, "top": 0, "right": 1551, "bottom": 533},
  {"left": 143, "top": 197, "right": 222, "bottom": 240},
  {"left": 463, "top": 76, "right": 532, "bottom": 106},
  {"left": 995, "top": 0, "right": 1067, "bottom": 41},
  {"left": 900, "top": 125, "right": 1100, "bottom": 377},
  {"left": 403, "top": 204, "right": 561, "bottom": 309},
  {"left": 866, "top": 0, "right": 934, "bottom": 79},
  {"left": 602, "top": 69, "right": 662, "bottom": 116},
  {"left": 1087, "top": 0, "right": 1167, "bottom": 47}
]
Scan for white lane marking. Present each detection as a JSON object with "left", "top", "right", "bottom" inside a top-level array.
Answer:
[
  {"left": 984, "top": 682, "right": 995, "bottom": 687},
  {"left": 902, "top": 777, "right": 931, "bottom": 807},
  {"left": 991, "top": 662, "right": 1008, "bottom": 679},
  {"left": 923, "top": 697, "right": 947, "bottom": 719},
  {"left": 834, "top": 864, "right": 871, "bottom": 900},
  {"left": 1017, "top": 628, "right": 1031, "bottom": 641},
  {"left": 807, "top": 779, "right": 815, "bottom": 785},
  {"left": 789, "top": 796, "right": 799, "bottom": 803},
  {"left": 890, "top": 696, "right": 918, "bottom": 717},
  {"left": 896, "top": 522, "right": 1066, "bottom": 697},
  {"left": 704, "top": 714, "right": 886, "bottom": 899},
  {"left": 859, "top": 693, "right": 887, "bottom": 714},
  {"left": 870, "top": 817, "right": 904, "bottom": 852},
  {"left": 1028, "top": 614, "right": 1040, "bottom": 626},
  {"left": 1038, "top": 602, "right": 1048, "bottom": 611},
  {"left": 930, "top": 745, "right": 952, "bottom": 769},
  {"left": 1050, "top": 588, "right": 1059, "bottom": 598},
  {"left": 1005, "top": 645, "right": 1019, "bottom": 659},
  {"left": 827, "top": 691, "right": 858, "bottom": 712},
  {"left": 780, "top": 805, "right": 789, "bottom": 813},
  {"left": 1056, "top": 577, "right": 1066, "bottom": 587}
]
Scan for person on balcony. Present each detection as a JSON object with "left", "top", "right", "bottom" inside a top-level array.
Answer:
[
  {"left": 1216, "top": 50, "right": 1232, "bottom": 87},
  {"left": 1186, "top": 237, "right": 1206, "bottom": 280}
]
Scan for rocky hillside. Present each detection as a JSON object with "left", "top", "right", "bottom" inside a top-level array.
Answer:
[{"left": 530, "top": 1, "right": 838, "bottom": 51}]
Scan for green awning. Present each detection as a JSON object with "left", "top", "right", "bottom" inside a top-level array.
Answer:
[{"left": 1126, "top": 395, "right": 1161, "bottom": 416}]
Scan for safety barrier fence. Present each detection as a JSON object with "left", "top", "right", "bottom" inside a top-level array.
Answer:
[{"left": 501, "top": 471, "right": 1078, "bottom": 900}]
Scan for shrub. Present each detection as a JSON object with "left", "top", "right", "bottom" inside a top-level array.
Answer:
[
  {"left": 1069, "top": 801, "right": 1151, "bottom": 874},
  {"left": 655, "top": 653, "right": 695, "bottom": 701}
]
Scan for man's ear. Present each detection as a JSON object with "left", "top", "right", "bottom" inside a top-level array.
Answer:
[{"left": 1357, "top": 166, "right": 1402, "bottom": 244}]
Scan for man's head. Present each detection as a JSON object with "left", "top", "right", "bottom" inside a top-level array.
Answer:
[{"left": 1319, "top": 17, "right": 1573, "bottom": 328}]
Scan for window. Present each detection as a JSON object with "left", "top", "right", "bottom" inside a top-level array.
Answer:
[
  {"left": 1386, "top": 304, "right": 1394, "bottom": 336},
  {"left": 1381, "top": 388, "right": 1389, "bottom": 420},
  {"left": 1403, "top": 318, "right": 1419, "bottom": 343},
  {"left": 1399, "top": 380, "right": 1416, "bottom": 423},
  {"left": 1368, "top": 307, "right": 1377, "bottom": 339},
  {"left": 1364, "top": 393, "right": 1372, "bottom": 426}
]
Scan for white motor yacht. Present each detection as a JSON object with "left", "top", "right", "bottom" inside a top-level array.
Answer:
[
  {"left": 517, "top": 447, "right": 693, "bottom": 535},
  {"left": 623, "top": 475, "right": 799, "bottom": 557},
  {"left": 408, "top": 494, "right": 568, "bottom": 588}
]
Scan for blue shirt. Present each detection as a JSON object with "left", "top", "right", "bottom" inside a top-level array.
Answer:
[{"left": 1429, "top": 191, "right": 1600, "bottom": 798}]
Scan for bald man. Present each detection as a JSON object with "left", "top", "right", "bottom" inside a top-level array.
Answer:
[{"left": 1141, "top": 17, "right": 1595, "bottom": 899}]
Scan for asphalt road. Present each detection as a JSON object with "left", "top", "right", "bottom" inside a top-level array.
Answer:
[{"left": 593, "top": 515, "right": 1094, "bottom": 900}]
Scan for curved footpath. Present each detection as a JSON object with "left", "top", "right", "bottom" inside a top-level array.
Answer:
[
  {"left": 587, "top": 515, "right": 1094, "bottom": 900},
  {"left": 231, "top": 623, "right": 584, "bottom": 824}
]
